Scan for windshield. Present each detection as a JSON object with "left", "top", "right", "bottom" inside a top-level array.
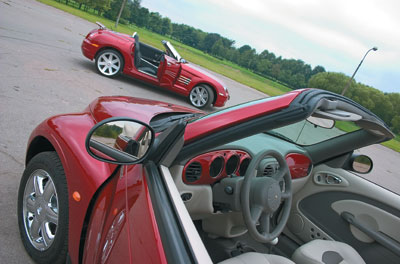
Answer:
[
  {"left": 269, "top": 120, "right": 360, "bottom": 146},
  {"left": 163, "top": 40, "right": 182, "bottom": 61}
]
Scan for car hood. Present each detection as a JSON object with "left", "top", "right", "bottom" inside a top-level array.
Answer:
[{"left": 89, "top": 96, "right": 202, "bottom": 124}]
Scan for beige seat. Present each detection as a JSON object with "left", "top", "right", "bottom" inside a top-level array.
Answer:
[
  {"left": 292, "top": 239, "right": 365, "bottom": 264},
  {"left": 218, "top": 252, "right": 295, "bottom": 264},
  {"left": 217, "top": 239, "right": 364, "bottom": 264}
]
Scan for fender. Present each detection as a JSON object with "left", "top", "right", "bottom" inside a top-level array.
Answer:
[{"left": 26, "top": 112, "right": 117, "bottom": 264}]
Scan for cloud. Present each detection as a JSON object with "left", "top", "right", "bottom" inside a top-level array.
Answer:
[{"left": 143, "top": 0, "right": 400, "bottom": 92}]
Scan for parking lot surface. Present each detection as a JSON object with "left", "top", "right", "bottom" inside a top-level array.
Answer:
[{"left": 1, "top": 0, "right": 399, "bottom": 262}]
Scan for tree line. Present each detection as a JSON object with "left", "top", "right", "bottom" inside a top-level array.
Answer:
[
  {"left": 62, "top": 0, "right": 326, "bottom": 89},
  {"left": 58, "top": 0, "right": 399, "bottom": 134},
  {"left": 309, "top": 72, "right": 400, "bottom": 134}
]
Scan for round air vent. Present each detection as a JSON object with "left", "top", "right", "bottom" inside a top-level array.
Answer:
[
  {"left": 185, "top": 162, "right": 202, "bottom": 182},
  {"left": 210, "top": 156, "right": 224, "bottom": 178},
  {"left": 239, "top": 158, "right": 251, "bottom": 175},
  {"left": 226, "top": 155, "right": 239, "bottom": 175}
]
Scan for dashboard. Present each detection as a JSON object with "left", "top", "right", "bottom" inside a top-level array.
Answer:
[{"left": 182, "top": 149, "right": 312, "bottom": 185}]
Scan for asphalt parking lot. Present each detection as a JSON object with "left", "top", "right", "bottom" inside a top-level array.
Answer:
[{"left": 1, "top": 0, "right": 399, "bottom": 263}]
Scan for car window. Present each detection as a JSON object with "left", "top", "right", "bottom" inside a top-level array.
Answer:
[
  {"left": 190, "top": 96, "right": 280, "bottom": 122},
  {"left": 270, "top": 120, "right": 360, "bottom": 146}
]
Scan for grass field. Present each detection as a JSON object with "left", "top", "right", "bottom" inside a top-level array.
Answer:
[
  {"left": 336, "top": 121, "right": 400, "bottom": 152},
  {"left": 382, "top": 135, "right": 400, "bottom": 152},
  {"left": 38, "top": 0, "right": 291, "bottom": 97},
  {"left": 37, "top": 0, "right": 400, "bottom": 152}
]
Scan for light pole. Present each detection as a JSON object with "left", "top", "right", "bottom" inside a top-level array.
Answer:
[{"left": 341, "top": 46, "right": 378, "bottom": 96}]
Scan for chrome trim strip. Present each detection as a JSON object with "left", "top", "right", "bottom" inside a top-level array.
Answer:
[
  {"left": 138, "top": 70, "right": 157, "bottom": 79},
  {"left": 177, "top": 75, "right": 191, "bottom": 85},
  {"left": 160, "top": 166, "right": 212, "bottom": 264},
  {"left": 140, "top": 58, "right": 158, "bottom": 70}
]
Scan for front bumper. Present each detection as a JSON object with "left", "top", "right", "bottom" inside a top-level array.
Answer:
[
  {"left": 214, "top": 92, "right": 230, "bottom": 107},
  {"left": 81, "top": 39, "right": 98, "bottom": 60}
]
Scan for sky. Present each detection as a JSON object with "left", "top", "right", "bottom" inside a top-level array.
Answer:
[{"left": 141, "top": 0, "right": 400, "bottom": 93}]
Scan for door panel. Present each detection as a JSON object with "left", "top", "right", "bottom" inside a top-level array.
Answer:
[
  {"left": 83, "top": 165, "right": 166, "bottom": 264},
  {"left": 288, "top": 164, "right": 400, "bottom": 264},
  {"left": 159, "top": 55, "right": 181, "bottom": 89}
]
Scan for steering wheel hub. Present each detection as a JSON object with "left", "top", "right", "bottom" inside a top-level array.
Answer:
[
  {"left": 241, "top": 150, "right": 292, "bottom": 243},
  {"left": 266, "top": 182, "right": 282, "bottom": 211}
]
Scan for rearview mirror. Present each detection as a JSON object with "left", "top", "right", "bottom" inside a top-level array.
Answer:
[
  {"left": 306, "top": 116, "right": 335, "bottom": 129},
  {"left": 85, "top": 118, "right": 154, "bottom": 165}
]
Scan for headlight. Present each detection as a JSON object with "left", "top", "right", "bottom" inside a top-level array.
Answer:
[{"left": 87, "top": 32, "right": 96, "bottom": 40}]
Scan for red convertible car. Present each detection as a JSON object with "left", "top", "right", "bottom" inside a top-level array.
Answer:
[
  {"left": 18, "top": 89, "right": 400, "bottom": 264},
  {"left": 81, "top": 22, "right": 229, "bottom": 109}
]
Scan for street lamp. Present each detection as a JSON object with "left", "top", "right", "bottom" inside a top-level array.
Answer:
[{"left": 341, "top": 46, "right": 378, "bottom": 96}]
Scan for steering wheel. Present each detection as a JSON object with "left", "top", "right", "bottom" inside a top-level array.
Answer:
[{"left": 241, "top": 150, "right": 292, "bottom": 243}]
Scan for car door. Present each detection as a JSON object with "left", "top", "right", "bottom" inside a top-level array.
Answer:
[
  {"left": 82, "top": 163, "right": 168, "bottom": 264},
  {"left": 287, "top": 157, "right": 400, "bottom": 264},
  {"left": 84, "top": 118, "right": 211, "bottom": 264},
  {"left": 159, "top": 55, "right": 181, "bottom": 89}
]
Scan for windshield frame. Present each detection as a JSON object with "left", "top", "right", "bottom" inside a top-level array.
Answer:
[{"left": 162, "top": 40, "right": 182, "bottom": 62}]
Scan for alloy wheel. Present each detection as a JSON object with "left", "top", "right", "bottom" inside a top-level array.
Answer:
[
  {"left": 97, "top": 52, "right": 121, "bottom": 76},
  {"left": 190, "top": 86, "right": 210, "bottom": 108},
  {"left": 22, "top": 169, "right": 59, "bottom": 251}
]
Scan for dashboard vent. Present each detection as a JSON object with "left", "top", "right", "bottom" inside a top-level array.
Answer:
[
  {"left": 185, "top": 162, "right": 202, "bottom": 182},
  {"left": 263, "top": 165, "right": 275, "bottom": 176}
]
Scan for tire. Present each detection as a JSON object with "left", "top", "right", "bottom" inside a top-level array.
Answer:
[
  {"left": 18, "top": 151, "right": 69, "bottom": 264},
  {"left": 189, "top": 85, "right": 214, "bottom": 109},
  {"left": 95, "top": 49, "right": 124, "bottom": 77}
]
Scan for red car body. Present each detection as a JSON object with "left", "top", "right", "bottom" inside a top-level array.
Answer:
[
  {"left": 81, "top": 24, "right": 229, "bottom": 109},
  {"left": 25, "top": 97, "right": 202, "bottom": 263},
  {"left": 20, "top": 89, "right": 395, "bottom": 264},
  {"left": 23, "top": 90, "right": 301, "bottom": 263}
]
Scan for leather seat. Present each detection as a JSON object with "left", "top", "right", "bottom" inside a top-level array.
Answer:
[
  {"left": 219, "top": 252, "right": 295, "bottom": 264},
  {"left": 292, "top": 239, "right": 365, "bottom": 264},
  {"left": 133, "top": 34, "right": 158, "bottom": 76}
]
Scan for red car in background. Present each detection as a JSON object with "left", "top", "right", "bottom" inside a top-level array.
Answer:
[
  {"left": 18, "top": 89, "right": 399, "bottom": 264},
  {"left": 81, "top": 22, "right": 229, "bottom": 109}
]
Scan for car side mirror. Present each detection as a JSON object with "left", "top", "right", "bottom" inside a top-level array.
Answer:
[
  {"left": 85, "top": 117, "right": 154, "bottom": 165},
  {"left": 351, "top": 154, "right": 373, "bottom": 174}
]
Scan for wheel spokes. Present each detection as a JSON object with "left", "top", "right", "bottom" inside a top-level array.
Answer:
[
  {"left": 45, "top": 207, "right": 58, "bottom": 224},
  {"left": 98, "top": 53, "right": 121, "bottom": 76},
  {"left": 33, "top": 175, "right": 43, "bottom": 195},
  {"left": 190, "top": 86, "right": 208, "bottom": 107},
  {"left": 30, "top": 218, "right": 41, "bottom": 239},
  {"left": 23, "top": 169, "right": 59, "bottom": 251},
  {"left": 42, "top": 221, "right": 56, "bottom": 248},
  {"left": 26, "top": 196, "right": 36, "bottom": 212},
  {"left": 43, "top": 180, "right": 55, "bottom": 202}
]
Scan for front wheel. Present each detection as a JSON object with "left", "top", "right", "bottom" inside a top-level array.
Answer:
[
  {"left": 95, "top": 49, "right": 123, "bottom": 77},
  {"left": 18, "top": 151, "right": 69, "bottom": 264},
  {"left": 189, "top": 85, "right": 214, "bottom": 109}
]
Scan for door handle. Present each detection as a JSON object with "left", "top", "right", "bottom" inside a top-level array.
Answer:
[
  {"left": 341, "top": 211, "right": 400, "bottom": 256},
  {"left": 325, "top": 174, "right": 342, "bottom": 184}
]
